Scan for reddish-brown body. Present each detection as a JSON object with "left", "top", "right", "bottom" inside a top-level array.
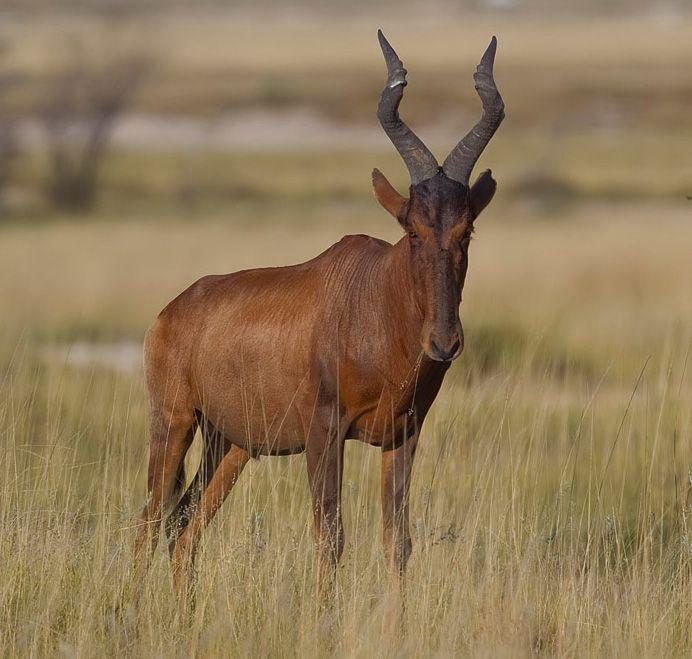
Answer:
[
  {"left": 134, "top": 32, "right": 504, "bottom": 597},
  {"left": 148, "top": 234, "right": 445, "bottom": 455}
]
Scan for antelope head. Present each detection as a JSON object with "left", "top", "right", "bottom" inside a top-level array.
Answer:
[{"left": 373, "top": 30, "right": 505, "bottom": 362}]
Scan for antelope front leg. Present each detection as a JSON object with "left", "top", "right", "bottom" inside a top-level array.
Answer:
[
  {"left": 381, "top": 430, "right": 418, "bottom": 577},
  {"left": 306, "top": 420, "right": 346, "bottom": 593}
]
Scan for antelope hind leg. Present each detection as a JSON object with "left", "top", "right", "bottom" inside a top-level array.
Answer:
[
  {"left": 170, "top": 443, "right": 250, "bottom": 600},
  {"left": 165, "top": 417, "right": 230, "bottom": 556},
  {"left": 134, "top": 407, "right": 196, "bottom": 575}
]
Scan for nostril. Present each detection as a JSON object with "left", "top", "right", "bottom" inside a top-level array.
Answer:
[{"left": 428, "top": 337, "right": 461, "bottom": 361}]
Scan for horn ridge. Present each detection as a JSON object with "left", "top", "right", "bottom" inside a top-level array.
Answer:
[
  {"left": 442, "top": 36, "right": 505, "bottom": 185},
  {"left": 376, "top": 30, "right": 439, "bottom": 185}
]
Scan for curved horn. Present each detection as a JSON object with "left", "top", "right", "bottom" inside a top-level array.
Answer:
[
  {"left": 442, "top": 36, "right": 505, "bottom": 185},
  {"left": 377, "top": 29, "right": 439, "bottom": 185}
]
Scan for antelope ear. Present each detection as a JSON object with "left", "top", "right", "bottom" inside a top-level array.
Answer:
[
  {"left": 470, "top": 169, "right": 497, "bottom": 218},
  {"left": 372, "top": 168, "right": 407, "bottom": 218}
]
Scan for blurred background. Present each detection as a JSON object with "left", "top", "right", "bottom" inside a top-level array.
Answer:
[{"left": 0, "top": 0, "right": 690, "bottom": 353}]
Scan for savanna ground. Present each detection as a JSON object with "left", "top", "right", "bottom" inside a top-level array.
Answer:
[{"left": 0, "top": 5, "right": 691, "bottom": 657}]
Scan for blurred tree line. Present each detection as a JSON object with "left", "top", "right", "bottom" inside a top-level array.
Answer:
[{"left": 0, "top": 34, "right": 150, "bottom": 214}]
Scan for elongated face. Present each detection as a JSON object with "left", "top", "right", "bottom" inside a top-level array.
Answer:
[
  {"left": 373, "top": 169, "right": 497, "bottom": 362},
  {"left": 406, "top": 175, "right": 470, "bottom": 361}
]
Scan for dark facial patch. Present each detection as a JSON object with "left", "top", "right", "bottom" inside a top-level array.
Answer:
[
  {"left": 400, "top": 172, "right": 477, "bottom": 361},
  {"left": 407, "top": 172, "right": 473, "bottom": 239}
]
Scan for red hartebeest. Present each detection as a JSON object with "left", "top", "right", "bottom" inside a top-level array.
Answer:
[{"left": 135, "top": 31, "right": 504, "bottom": 595}]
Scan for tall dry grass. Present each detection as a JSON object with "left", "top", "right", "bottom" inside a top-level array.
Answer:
[{"left": 0, "top": 199, "right": 690, "bottom": 656}]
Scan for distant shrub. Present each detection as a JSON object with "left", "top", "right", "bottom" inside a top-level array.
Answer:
[{"left": 40, "top": 43, "right": 151, "bottom": 212}]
